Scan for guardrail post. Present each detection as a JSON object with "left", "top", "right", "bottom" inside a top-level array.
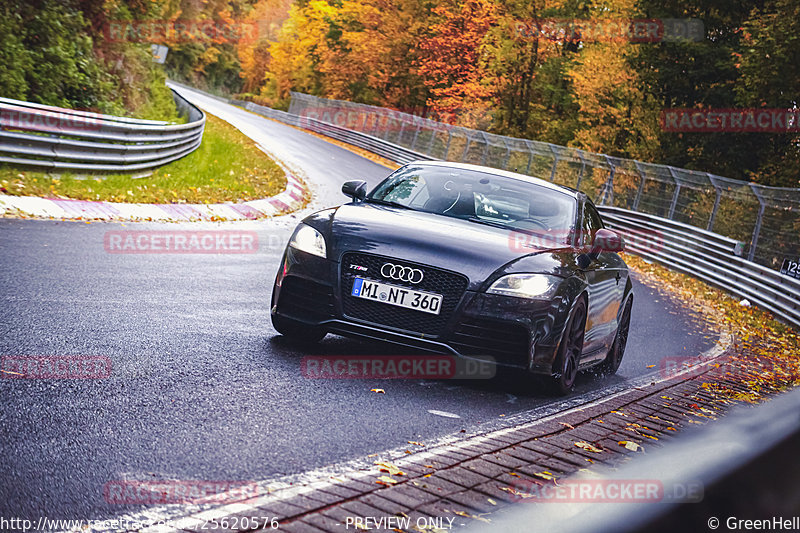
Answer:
[
  {"left": 461, "top": 133, "right": 472, "bottom": 162},
  {"left": 597, "top": 156, "right": 615, "bottom": 206},
  {"left": 410, "top": 119, "right": 422, "bottom": 151},
  {"left": 502, "top": 138, "right": 512, "bottom": 170},
  {"left": 575, "top": 150, "right": 586, "bottom": 191},
  {"left": 369, "top": 113, "right": 380, "bottom": 137},
  {"left": 380, "top": 112, "right": 393, "bottom": 141},
  {"left": 425, "top": 125, "right": 438, "bottom": 156},
  {"left": 748, "top": 184, "right": 767, "bottom": 262},
  {"left": 707, "top": 174, "right": 723, "bottom": 232},
  {"left": 667, "top": 167, "right": 682, "bottom": 220},
  {"left": 524, "top": 141, "right": 535, "bottom": 175},
  {"left": 548, "top": 145, "right": 559, "bottom": 182},
  {"left": 443, "top": 131, "right": 453, "bottom": 160},
  {"left": 595, "top": 157, "right": 617, "bottom": 205},
  {"left": 395, "top": 119, "right": 407, "bottom": 145},
  {"left": 633, "top": 161, "right": 647, "bottom": 211},
  {"left": 480, "top": 132, "right": 489, "bottom": 165}
]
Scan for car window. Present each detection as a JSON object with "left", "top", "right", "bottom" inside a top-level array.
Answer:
[
  {"left": 377, "top": 172, "right": 428, "bottom": 204},
  {"left": 369, "top": 165, "right": 577, "bottom": 243},
  {"left": 581, "top": 202, "right": 604, "bottom": 246}
]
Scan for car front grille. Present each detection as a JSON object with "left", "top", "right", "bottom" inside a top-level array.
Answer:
[
  {"left": 341, "top": 252, "right": 469, "bottom": 337},
  {"left": 450, "top": 318, "right": 530, "bottom": 367},
  {"left": 278, "top": 276, "right": 335, "bottom": 322}
]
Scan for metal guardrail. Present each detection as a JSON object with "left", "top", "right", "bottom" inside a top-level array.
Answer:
[
  {"left": 598, "top": 206, "right": 800, "bottom": 328},
  {"left": 176, "top": 83, "right": 800, "bottom": 329},
  {"left": 0, "top": 89, "right": 205, "bottom": 173}
]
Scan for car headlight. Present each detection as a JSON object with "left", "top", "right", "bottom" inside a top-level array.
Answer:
[
  {"left": 487, "top": 274, "right": 559, "bottom": 299},
  {"left": 289, "top": 224, "right": 327, "bottom": 258}
]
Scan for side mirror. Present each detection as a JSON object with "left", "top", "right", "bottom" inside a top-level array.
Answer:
[
  {"left": 593, "top": 228, "right": 625, "bottom": 253},
  {"left": 342, "top": 180, "right": 367, "bottom": 201}
]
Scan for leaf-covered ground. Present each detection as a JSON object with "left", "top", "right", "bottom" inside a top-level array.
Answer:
[{"left": 0, "top": 114, "right": 287, "bottom": 204}]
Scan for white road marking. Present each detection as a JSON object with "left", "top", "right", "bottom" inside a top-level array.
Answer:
[{"left": 427, "top": 409, "right": 461, "bottom": 419}]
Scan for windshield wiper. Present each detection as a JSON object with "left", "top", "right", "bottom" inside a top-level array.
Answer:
[{"left": 365, "top": 198, "right": 415, "bottom": 210}]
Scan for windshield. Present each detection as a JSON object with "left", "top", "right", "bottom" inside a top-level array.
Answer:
[{"left": 368, "top": 165, "right": 577, "bottom": 243}]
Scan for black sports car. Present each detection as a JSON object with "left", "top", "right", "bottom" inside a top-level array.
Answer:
[{"left": 271, "top": 161, "right": 633, "bottom": 394}]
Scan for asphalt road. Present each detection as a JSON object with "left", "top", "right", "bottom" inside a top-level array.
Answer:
[{"left": 0, "top": 90, "right": 715, "bottom": 523}]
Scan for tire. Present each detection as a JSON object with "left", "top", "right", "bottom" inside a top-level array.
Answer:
[
  {"left": 549, "top": 297, "right": 587, "bottom": 395},
  {"left": 599, "top": 297, "right": 632, "bottom": 375},
  {"left": 271, "top": 313, "right": 327, "bottom": 343}
]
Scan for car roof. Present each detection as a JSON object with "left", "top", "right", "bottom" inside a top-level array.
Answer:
[{"left": 406, "top": 160, "right": 583, "bottom": 199}]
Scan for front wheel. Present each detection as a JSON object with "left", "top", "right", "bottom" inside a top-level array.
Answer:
[
  {"left": 549, "top": 297, "right": 587, "bottom": 395},
  {"left": 599, "top": 298, "right": 632, "bottom": 375},
  {"left": 271, "top": 314, "right": 327, "bottom": 343}
]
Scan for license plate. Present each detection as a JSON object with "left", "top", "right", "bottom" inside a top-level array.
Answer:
[{"left": 351, "top": 277, "right": 442, "bottom": 315}]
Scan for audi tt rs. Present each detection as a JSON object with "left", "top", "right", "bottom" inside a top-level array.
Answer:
[{"left": 270, "top": 161, "right": 633, "bottom": 394}]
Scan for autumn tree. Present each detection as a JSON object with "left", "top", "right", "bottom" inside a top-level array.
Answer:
[{"left": 415, "top": 0, "right": 500, "bottom": 128}]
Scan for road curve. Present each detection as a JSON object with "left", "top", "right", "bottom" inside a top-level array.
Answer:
[{"left": 0, "top": 89, "right": 716, "bottom": 523}]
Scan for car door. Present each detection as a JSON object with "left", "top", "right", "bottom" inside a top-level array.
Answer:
[{"left": 578, "top": 202, "right": 624, "bottom": 362}]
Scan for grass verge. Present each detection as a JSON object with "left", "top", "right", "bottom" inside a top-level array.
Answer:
[{"left": 0, "top": 113, "right": 287, "bottom": 204}]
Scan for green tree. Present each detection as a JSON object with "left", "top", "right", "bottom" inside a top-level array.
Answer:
[{"left": 735, "top": 0, "right": 800, "bottom": 186}]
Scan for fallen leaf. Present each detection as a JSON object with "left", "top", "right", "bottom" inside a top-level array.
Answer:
[
  {"left": 370, "top": 388, "right": 385, "bottom": 394},
  {"left": 574, "top": 441, "right": 603, "bottom": 453},
  {"left": 487, "top": 498, "right": 497, "bottom": 505},
  {"left": 408, "top": 441, "right": 425, "bottom": 447},
  {"left": 375, "top": 461, "right": 405, "bottom": 476},
  {"left": 619, "top": 440, "right": 642, "bottom": 452},
  {"left": 376, "top": 475, "right": 398, "bottom": 486},
  {"left": 452, "top": 510, "right": 491, "bottom": 524},
  {"left": 500, "top": 487, "right": 535, "bottom": 499}
]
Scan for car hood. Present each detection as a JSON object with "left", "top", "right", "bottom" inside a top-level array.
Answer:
[{"left": 311, "top": 204, "right": 578, "bottom": 290}]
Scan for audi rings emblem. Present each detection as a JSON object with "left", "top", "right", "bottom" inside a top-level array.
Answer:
[{"left": 380, "top": 263, "right": 424, "bottom": 284}]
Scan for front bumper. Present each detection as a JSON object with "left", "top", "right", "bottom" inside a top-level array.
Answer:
[{"left": 271, "top": 248, "right": 570, "bottom": 374}]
